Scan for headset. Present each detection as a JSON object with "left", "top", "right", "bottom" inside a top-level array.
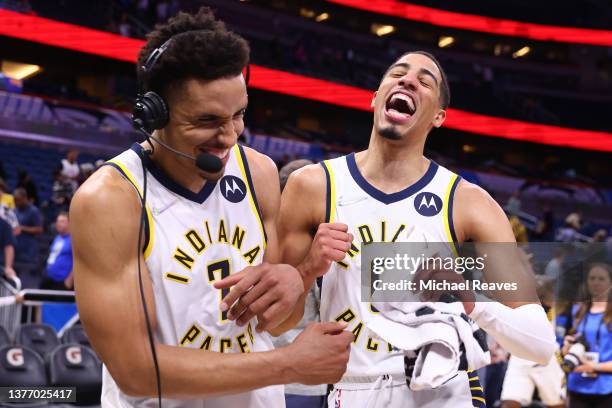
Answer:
[{"left": 130, "top": 31, "right": 250, "bottom": 407}]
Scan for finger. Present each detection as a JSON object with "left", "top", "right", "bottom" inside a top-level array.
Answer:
[
  {"left": 325, "top": 223, "right": 349, "bottom": 232},
  {"left": 237, "top": 291, "right": 277, "bottom": 327},
  {"left": 235, "top": 279, "right": 270, "bottom": 311},
  {"left": 256, "top": 301, "right": 289, "bottom": 332},
  {"left": 327, "top": 230, "right": 353, "bottom": 242},
  {"left": 219, "top": 271, "right": 261, "bottom": 312},
  {"left": 318, "top": 321, "right": 349, "bottom": 334},
  {"left": 338, "top": 330, "right": 356, "bottom": 344},
  {"left": 213, "top": 270, "right": 249, "bottom": 289}
]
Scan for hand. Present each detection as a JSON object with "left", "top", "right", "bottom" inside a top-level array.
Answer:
[
  {"left": 64, "top": 274, "right": 74, "bottom": 289},
  {"left": 413, "top": 261, "right": 475, "bottom": 314},
  {"left": 574, "top": 361, "right": 597, "bottom": 374},
  {"left": 562, "top": 335, "right": 576, "bottom": 355},
  {"left": 299, "top": 223, "right": 353, "bottom": 279},
  {"left": 285, "top": 322, "right": 353, "bottom": 384},
  {"left": 13, "top": 226, "right": 21, "bottom": 236},
  {"left": 3, "top": 266, "right": 16, "bottom": 280},
  {"left": 214, "top": 263, "right": 304, "bottom": 332}
]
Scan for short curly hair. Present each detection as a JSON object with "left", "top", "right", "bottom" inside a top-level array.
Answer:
[{"left": 137, "top": 7, "right": 250, "bottom": 100}]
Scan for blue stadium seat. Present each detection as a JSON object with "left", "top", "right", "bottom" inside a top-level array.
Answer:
[
  {"left": 15, "top": 324, "right": 60, "bottom": 359},
  {"left": 48, "top": 344, "right": 102, "bottom": 406}
]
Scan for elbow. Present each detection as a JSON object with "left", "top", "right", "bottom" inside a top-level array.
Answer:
[{"left": 108, "top": 360, "right": 156, "bottom": 398}]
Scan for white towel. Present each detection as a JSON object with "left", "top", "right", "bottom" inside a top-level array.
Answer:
[{"left": 363, "top": 299, "right": 490, "bottom": 391}]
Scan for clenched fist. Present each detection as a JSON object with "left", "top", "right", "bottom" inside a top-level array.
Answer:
[{"left": 299, "top": 223, "right": 353, "bottom": 279}]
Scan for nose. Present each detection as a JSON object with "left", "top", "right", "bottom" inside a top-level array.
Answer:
[
  {"left": 398, "top": 71, "right": 418, "bottom": 91},
  {"left": 218, "top": 119, "right": 238, "bottom": 146}
]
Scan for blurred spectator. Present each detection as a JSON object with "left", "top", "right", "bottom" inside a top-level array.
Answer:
[
  {"left": 118, "top": 13, "right": 131, "bottom": 37},
  {"left": 60, "top": 149, "right": 80, "bottom": 192},
  {"left": 545, "top": 246, "right": 568, "bottom": 280},
  {"left": 40, "top": 212, "right": 73, "bottom": 291},
  {"left": 51, "top": 170, "right": 73, "bottom": 211},
  {"left": 14, "top": 187, "right": 43, "bottom": 264},
  {"left": 0, "top": 217, "right": 16, "bottom": 280},
  {"left": 16, "top": 170, "right": 39, "bottom": 206},
  {"left": 505, "top": 190, "right": 521, "bottom": 215},
  {"left": 533, "top": 206, "right": 555, "bottom": 241},
  {"left": 562, "top": 263, "right": 612, "bottom": 407},
  {"left": 0, "top": 178, "right": 14, "bottom": 209},
  {"left": 509, "top": 215, "right": 528, "bottom": 243},
  {"left": 556, "top": 213, "right": 584, "bottom": 242},
  {"left": 79, "top": 162, "right": 96, "bottom": 183}
]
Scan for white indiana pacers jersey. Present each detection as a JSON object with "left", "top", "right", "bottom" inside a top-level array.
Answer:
[
  {"left": 320, "top": 153, "right": 461, "bottom": 377},
  {"left": 100, "top": 143, "right": 284, "bottom": 408}
]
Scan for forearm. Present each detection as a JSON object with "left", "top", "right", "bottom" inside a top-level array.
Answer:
[
  {"left": 130, "top": 343, "right": 294, "bottom": 398},
  {"left": 21, "top": 225, "right": 42, "bottom": 234},
  {"left": 469, "top": 302, "right": 556, "bottom": 364},
  {"left": 4, "top": 246, "right": 13, "bottom": 268},
  {"left": 595, "top": 361, "right": 612, "bottom": 373}
]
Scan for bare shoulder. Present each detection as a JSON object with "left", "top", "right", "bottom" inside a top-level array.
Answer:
[
  {"left": 241, "top": 145, "right": 279, "bottom": 183},
  {"left": 71, "top": 166, "right": 139, "bottom": 217},
  {"left": 453, "top": 179, "right": 513, "bottom": 242},
  {"left": 285, "top": 163, "right": 327, "bottom": 196},
  {"left": 70, "top": 166, "right": 143, "bottom": 257}
]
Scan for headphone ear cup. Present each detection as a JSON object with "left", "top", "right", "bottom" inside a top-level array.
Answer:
[{"left": 142, "top": 91, "right": 169, "bottom": 131}]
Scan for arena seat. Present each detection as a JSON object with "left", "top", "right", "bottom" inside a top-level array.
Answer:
[
  {"left": 0, "top": 345, "right": 46, "bottom": 387},
  {"left": 60, "top": 326, "right": 90, "bottom": 348},
  {"left": 15, "top": 324, "right": 60, "bottom": 358},
  {"left": 48, "top": 344, "right": 102, "bottom": 406},
  {"left": 0, "top": 325, "right": 10, "bottom": 346}
]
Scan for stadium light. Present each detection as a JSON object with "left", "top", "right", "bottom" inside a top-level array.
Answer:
[
  {"left": 512, "top": 46, "right": 531, "bottom": 58},
  {"left": 300, "top": 8, "right": 316, "bottom": 18},
  {"left": 1, "top": 60, "right": 42, "bottom": 80},
  {"left": 372, "top": 24, "right": 395, "bottom": 36},
  {"left": 315, "top": 12, "right": 330, "bottom": 22},
  {"left": 438, "top": 36, "right": 454, "bottom": 48},
  {"left": 0, "top": 9, "right": 610, "bottom": 152},
  {"left": 327, "top": 0, "right": 612, "bottom": 46}
]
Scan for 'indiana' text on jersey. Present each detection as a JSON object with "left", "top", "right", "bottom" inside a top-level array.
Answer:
[
  {"left": 105, "top": 143, "right": 269, "bottom": 354},
  {"left": 320, "top": 153, "right": 461, "bottom": 377}
]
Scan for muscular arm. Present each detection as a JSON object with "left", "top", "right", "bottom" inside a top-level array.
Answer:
[
  {"left": 71, "top": 167, "right": 297, "bottom": 398},
  {"left": 244, "top": 147, "right": 283, "bottom": 264},
  {"left": 272, "top": 165, "right": 327, "bottom": 334},
  {"left": 453, "top": 181, "right": 556, "bottom": 364}
]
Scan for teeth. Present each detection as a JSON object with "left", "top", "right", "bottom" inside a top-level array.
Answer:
[{"left": 390, "top": 93, "right": 415, "bottom": 112}]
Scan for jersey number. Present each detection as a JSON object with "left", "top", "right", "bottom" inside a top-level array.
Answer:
[{"left": 207, "top": 259, "right": 231, "bottom": 322}]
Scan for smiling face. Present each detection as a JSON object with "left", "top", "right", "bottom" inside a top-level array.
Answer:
[
  {"left": 161, "top": 74, "right": 248, "bottom": 181},
  {"left": 371, "top": 53, "right": 447, "bottom": 142}
]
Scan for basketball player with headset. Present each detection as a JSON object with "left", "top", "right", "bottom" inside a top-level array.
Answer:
[
  {"left": 220, "top": 52, "right": 558, "bottom": 406},
  {"left": 70, "top": 8, "right": 353, "bottom": 408}
]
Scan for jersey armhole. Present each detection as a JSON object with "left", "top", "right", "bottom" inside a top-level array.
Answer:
[
  {"left": 444, "top": 174, "right": 461, "bottom": 256},
  {"left": 103, "top": 161, "right": 153, "bottom": 259},
  {"left": 321, "top": 160, "right": 335, "bottom": 223},
  {"left": 235, "top": 144, "right": 268, "bottom": 247}
]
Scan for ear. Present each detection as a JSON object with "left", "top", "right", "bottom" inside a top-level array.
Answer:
[
  {"left": 370, "top": 91, "right": 377, "bottom": 109},
  {"left": 432, "top": 109, "right": 446, "bottom": 128}
]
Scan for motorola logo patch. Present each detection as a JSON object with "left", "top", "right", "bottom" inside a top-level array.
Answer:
[
  {"left": 414, "top": 192, "right": 443, "bottom": 216},
  {"left": 220, "top": 175, "right": 247, "bottom": 203}
]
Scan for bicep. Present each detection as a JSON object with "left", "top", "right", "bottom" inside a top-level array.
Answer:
[
  {"left": 454, "top": 183, "right": 536, "bottom": 307},
  {"left": 278, "top": 168, "right": 325, "bottom": 266},
  {"left": 70, "top": 179, "right": 157, "bottom": 380}
]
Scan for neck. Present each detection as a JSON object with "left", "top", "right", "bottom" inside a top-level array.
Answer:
[
  {"left": 357, "top": 131, "right": 429, "bottom": 192},
  {"left": 144, "top": 138, "right": 206, "bottom": 194},
  {"left": 591, "top": 301, "right": 607, "bottom": 311}
]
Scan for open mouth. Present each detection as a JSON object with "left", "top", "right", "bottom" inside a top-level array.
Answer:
[
  {"left": 384, "top": 92, "right": 416, "bottom": 123},
  {"left": 199, "top": 147, "right": 230, "bottom": 164}
]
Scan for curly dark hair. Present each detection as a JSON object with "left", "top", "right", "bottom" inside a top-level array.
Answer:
[{"left": 137, "top": 7, "right": 250, "bottom": 100}]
